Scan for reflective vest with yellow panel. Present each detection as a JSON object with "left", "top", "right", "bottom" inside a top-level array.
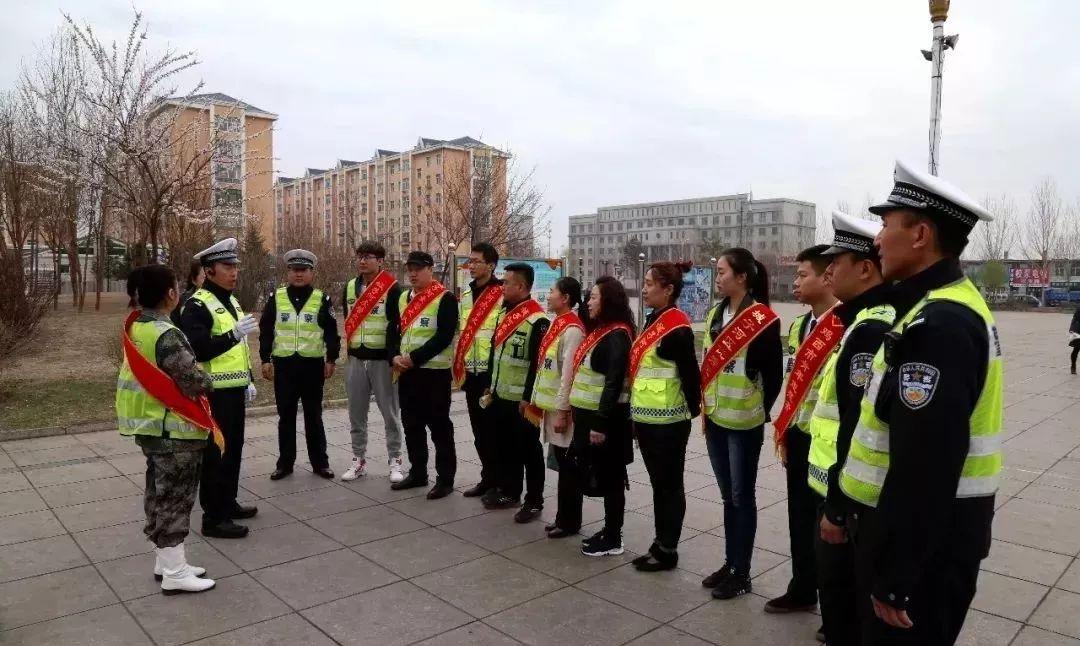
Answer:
[
  {"left": 459, "top": 285, "right": 502, "bottom": 376},
  {"left": 840, "top": 279, "right": 1003, "bottom": 507},
  {"left": 187, "top": 288, "right": 252, "bottom": 389},
  {"left": 532, "top": 327, "right": 570, "bottom": 411},
  {"left": 272, "top": 287, "right": 325, "bottom": 358},
  {"left": 806, "top": 304, "right": 895, "bottom": 497},
  {"left": 398, "top": 290, "right": 453, "bottom": 369},
  {"left": 490, "top": 307, "right": 546, "bottom": 402},
  {"left": 116, "top": 318, "right": 208, "bottom": 441},
  {"left": 345, "top": 278, "right": 389, "bottom": 350},
  {"left": 785, "top": 312, "right": 824, "bottom": 433},
  {"left": 570, "top": 337, "right": 630, "bottom": 411},
  {"left": 702, "top": 304, "right": 766, "bottom": 430},
  {"left": 631, "top": 330, "right": 691, "bottom": 425}
]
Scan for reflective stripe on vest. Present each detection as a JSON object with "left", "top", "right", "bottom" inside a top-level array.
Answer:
[
  {"left": 806, "top": 304, "right": 895, "bottom": 497},
  {"left": 491, "top": 310, "right": 545, "bottom": 402},
  {"left": 272, "top": 288, "right": 325, "bottom": 358},
  {"left": 345, "top": 278, "right": 389, "bottom": 350},
  {"left": 786, "top": 313, "right": 808, "bottom": 375},
  {"left": 188, "top": 289, "right": 251, "bottom": 389},
  {"left": 532, "top": 333, "right": 563, "bottom": 411},
  {"left": 569, "top": 347, "right": 630, "bottom": 410},
  {"left": 631, "top": 343, "right": 690, "bottom": 424},
  {"left": 115, "top": 319, "right": 208, "bottom": 441},
  {"left": 840, "top": 280, "right": 1002, "bottom": 507},
  {"left": 786, "top": 312, "right": 823, "bottom": 433},
  {"left": 459, "top": 287, "right": 501, "bottom": 374},
  {"left": 399, "top": 290, "right": 452, "bottom": 369},
  {"left": 702, "top": 304, "right": 765, "bottom": 430}
]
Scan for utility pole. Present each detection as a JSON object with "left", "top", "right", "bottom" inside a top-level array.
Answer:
[{"left": 924, "top": 0, "right": 959, "bottom": 176}]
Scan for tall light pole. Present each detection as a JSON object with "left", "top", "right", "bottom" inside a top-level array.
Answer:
[
  {"left": 637, "top": 252, "right": 646, "bottom": 329},
  {"left": 924, "top": 0, "right": 959, "bottom": 176}
]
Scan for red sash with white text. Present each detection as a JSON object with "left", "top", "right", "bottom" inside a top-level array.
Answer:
[
  {"left": 492, "top": 300, "right": 545, "bottom": 348},
  {"left": 570, "top": 322, "right": 634, "bottom": 383},
  {"left": 523, "top": 311, "right": 584, "bottom": 426},
  {"left": 699, "top": 303, "right": 779, "bottom": 394},
  {"left": 344, "top": 271, "right": 397, "bottom": 345},
  {"left": 400, "top": 281, "right": 447, "bottom": 331},
  {"left": 773, "top": 308, "right": 845, "bottom": 446},
  {"left": 629, "top": 308, "right": 692, "bottom": 382},
  {"left": 452, "top": 285, "right": 503, "bottom": 386}
]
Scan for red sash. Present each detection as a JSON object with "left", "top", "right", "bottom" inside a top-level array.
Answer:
[
  {"left": 629, "top": 308, "right": 692, "bottom": 382},
  {"left": 570, "top": 322, "right": 633, "bottom": 383},
  {"left": 452, "top": 284, "right": 503, "bottom": 386},
  {"left": 773, "top": 308, "right": 845, "bottom": 446},
  {"left": 523, "top": 311, "right": 584, "bottom": 427},
  {"left": 493, "top": 299, "right": 545, "bottom": 348},
  {"left": 344, "top": 271, "right": 396, "bottom": 345},
  {"left": 121, "top": 311, "right": 225, "bottom": 454},
  {"left": 700, "top": 303, "right": 779, "bottom": 394},
  {"left": 400, "top": 281, "right": 447, "bottom": 331}
]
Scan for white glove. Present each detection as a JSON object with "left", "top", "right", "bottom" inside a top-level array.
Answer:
[
  {"left": 231, "top": 314, "right": 258, "bottom": 342},
  {"left": 245, "top": 382, "right": 257, "bottom": 405}
]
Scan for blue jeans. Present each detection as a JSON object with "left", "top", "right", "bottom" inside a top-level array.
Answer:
[{"left": 704, "top": 420, "right": 764, "bottom": 576}]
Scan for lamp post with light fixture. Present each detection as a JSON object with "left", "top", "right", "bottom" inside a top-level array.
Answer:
[{"left": 924, "top": 0, "right": 959, "bottom": 176}]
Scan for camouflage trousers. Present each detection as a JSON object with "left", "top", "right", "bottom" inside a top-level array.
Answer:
[{"left": 136, "top": 436, "right": 204, "bottom": 548}]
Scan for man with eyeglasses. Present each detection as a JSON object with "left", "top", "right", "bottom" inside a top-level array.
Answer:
[{"left": 340, "top": 241, "right": 406, "bottom": 483}]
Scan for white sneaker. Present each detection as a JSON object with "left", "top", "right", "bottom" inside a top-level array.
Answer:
[
  {"left": 341, "top": 458, "right": 367, "bottom": 481},
  {"left": 389, "top": 457, "right": 405, "bottom": 484},
  {"left": 157, "top": 544, "right": 215, "bottom": 595},
  {"left": 154, "top": 552, "right": 205, "bottom": 582}
]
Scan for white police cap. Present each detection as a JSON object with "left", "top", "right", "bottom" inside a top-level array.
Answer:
[
  {"left": 193, "top": 238, "right": 239, "bottom": 265},
  {"left": 823, "top": 210, "right": 882, "bottom": 256},
  {"left": 869, "top": 159, "right": 993, "bottom": 231},
  {"left": 284, "top": 249, "right": 317, "bottom": 268}
]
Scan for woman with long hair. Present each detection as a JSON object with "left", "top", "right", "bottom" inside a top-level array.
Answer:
[
  {"left": 568, "top": 276, "right": 635, "bottom": 556},
  {"left": 532, "top": 276, "right": 586, "bottom": 538},
  {"left": 630, "top": 261, "right": 702, "bottom": 571},
  {"left": 699, "top": 248, "right": 783, "bottom": 599},
  {"left": 117, "top": 264, "right": 216, "bottom": 594},
  {"left": 170, "top": 260, "right": 205, "bottom": 326}
]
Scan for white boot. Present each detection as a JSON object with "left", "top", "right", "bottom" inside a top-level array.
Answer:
[
  {"left": 158, "top": 544, "right": 215, "bottom": 595},
  {"left": 154, "top": 551, "right": 206, "bottom": 581}
]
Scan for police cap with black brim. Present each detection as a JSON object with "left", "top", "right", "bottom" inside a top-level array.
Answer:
[
  {"left": 823, "top": 210, "right": 883, "bottom": 256},
  {"left": 284, "top": 249, "right": 317, "bottom": 269},
  {"left": 193, "top": 238, "right": 240, "bottom": 266},
  {"left": 868, "top": 160, "right": 994, "bottom": 236}
]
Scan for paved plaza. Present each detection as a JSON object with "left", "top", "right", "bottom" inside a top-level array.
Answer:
[{"left": 1, "top": 305, "right": 1080, "bottom": 645}]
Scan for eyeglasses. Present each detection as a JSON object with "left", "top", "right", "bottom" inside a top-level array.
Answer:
[{"left": 357, "top": 254, "right": 380, "bottom": 261}]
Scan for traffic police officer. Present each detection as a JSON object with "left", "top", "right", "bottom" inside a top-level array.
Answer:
[
  {"left": 841, "top": 160, "right": 1002, "bottom": 644},
  {"left": 259, "top": 249, "right": 340, "bottom": 481},
  {"left": 809, "top": 211, "right": 895, "bottom": 646},
  {"left": 179, "top": 238, "right": 258, "bottom": 539}
]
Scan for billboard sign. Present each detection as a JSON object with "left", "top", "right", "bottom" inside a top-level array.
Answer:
[
  {"left": 1009, "top": 265, "right": 1050, "bottom": 287},
  {"left": 455, "top": 256, "right": 565, "bottom": 305}
]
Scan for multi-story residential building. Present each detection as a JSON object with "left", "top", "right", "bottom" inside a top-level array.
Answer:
[
  {"left": 566, "top": 194, "right": 816, "bottom": 290},
  {"left": 273, "top": 136, "right": 507, "bottom": 263}
]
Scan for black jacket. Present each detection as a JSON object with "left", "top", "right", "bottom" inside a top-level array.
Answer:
[
  {"left": 707, "top": 295, "right": 784, "bottom": 423},
  {"left": 1070, "top": 307, "right": 1080, "bottom": 335},
  {"left": 170, "top": 286, "right": 199, "bottom": 327},
  {"left": 822, "top": 281, "right": 894, "bottom": 523},
  {"left": 572, "top": 326, "right": 634, "bottom": 466},
  {"left": 389, "top": 288, "right": 459, "bottom": 369},
  {"left": 488, "top": 297, "right": 550, "bottom": 403},
  {"left": 644, "top": 305, "right": 702, "bottom": 418},
  {"left": 868, "top": 258, "right": 995, "bottom": 612},
  {"left": 258, "top": 284, "right": 340, "bottom": 364},
  {"left": 341, "top": 275, "right": 403, "bottom": 362}
]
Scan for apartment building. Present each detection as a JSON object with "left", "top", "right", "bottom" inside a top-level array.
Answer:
[
  {"left": 566, "top": 194, "right": 816, "bottom": 287},
  {"left": 273, "top": 136, "right": 507, "bottom": 263}
]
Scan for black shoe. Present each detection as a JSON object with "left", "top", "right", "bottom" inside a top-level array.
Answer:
[
  {"left": 764, "top": 592, "right": 817, "bottom": 614},
  {"left": 546, "top": 527, "right": 576, "bottom": 539},
  {"left": 462, "top": 482, "right": 492, "bottom": 498},
  {"left": 228, "top": 503, "right": 258, "bottom": 519},
  {"left": 270, "top": 468, "right": 292, "bottom": 481},
  {"left": 391, "top": 474, "right": 429, "bottom": 491},
  {"left": 702, "top": 563, "right": 734, "bottom": 588},
  {"left": 582, "top": 531, "right": 624, "bottom": 557},
  {"left": 514, "top": 502, "right": 543, "bottom": 523},
  {"left": 427, "top": 483, "right": 454, "bottom": 499},
  {"left": 202, "top": 520, "right": 249, "bottom": 539},
  {"left": 313, "top": 467, "right": 334, "bottom": 479},
  {"left": 711, "top": 573, "right": 752, "bottom": 600},
  {"left": 483, "top": 494, "right": 520, "bottom": 510},
  {"left": 633, "top": 544, "right": 678, "bottom": 572},
  {"left": 815, "top": 625, "right": 826, "bottom": 643},
  {"left": 581, "top": 529, "right": 606, "bottom": 549},
  {"left": 544, "top": 522, "right": 557, "bottom": 532},
  {"left": 480, "top": 488, "right": 501, "bottom": 505}
]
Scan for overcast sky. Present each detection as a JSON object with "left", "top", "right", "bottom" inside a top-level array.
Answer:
[{"left": 3, "top": 0, "right": 1078, "bottom": 256}]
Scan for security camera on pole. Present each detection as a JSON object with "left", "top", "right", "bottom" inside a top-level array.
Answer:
[{"left": 923, "top": 0, "right": 959, "bottom": 176}]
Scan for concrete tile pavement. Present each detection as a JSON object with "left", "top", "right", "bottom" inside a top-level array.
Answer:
[{"left": 0, "top": 306, "right": 1079, "bottom": 644}]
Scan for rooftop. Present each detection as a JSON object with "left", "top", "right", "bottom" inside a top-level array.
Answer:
[{"left": 162, "top": 92, "right": 277, "bottom": 119}]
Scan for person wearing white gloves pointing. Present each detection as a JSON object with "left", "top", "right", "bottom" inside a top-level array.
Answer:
[{"left": 178, "top": 238, "right": 257, "bottom": 539}]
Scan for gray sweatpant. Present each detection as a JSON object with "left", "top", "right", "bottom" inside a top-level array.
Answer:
[{"left": 345, "top": 356, "right": 404, "bottom": 461}]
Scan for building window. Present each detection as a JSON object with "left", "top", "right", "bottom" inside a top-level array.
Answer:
[
  {"left": 214, "top": 188, "right": 242, "bottom": 208},
  {"left": 213, "top": 116, "right": 241, "bottom": 132},
  {"left": 425, "top": 155, "right": 431, "bottom": 167},
  {"left": 772, "top": 227, "right": 778, "bottom": 234},
  {"left": 435, "top": 173, "right": 441, "bottom": 185}
]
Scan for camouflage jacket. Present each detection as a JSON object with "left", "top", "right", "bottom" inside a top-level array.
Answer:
[{"left": 140, "top": 311, "right": 213, "bottom": 399}]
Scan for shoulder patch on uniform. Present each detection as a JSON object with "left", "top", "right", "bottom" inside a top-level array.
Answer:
[
  {"left": 849, "top": 353, "right": 873, "bottom": 388},
  {"left": 214, "top": 307, "right": 226, "bottom": 314},
  {"left": 898, "top": 362, "right": 939, "bottom": 410}
]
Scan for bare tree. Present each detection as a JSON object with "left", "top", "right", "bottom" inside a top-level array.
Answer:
[
  {"left": 974, "top": 193, "right": 1019, "bottom": 261},
  {"left": 275, "top": 213, "right": 357, "bottom": 298},
  {"left": 1022, "top": 177, "right": 1065, "bottom": 271}
]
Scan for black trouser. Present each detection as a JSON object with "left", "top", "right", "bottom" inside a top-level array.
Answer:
[
  {"left": 783, "top": 428, "right": 819, "bottom": 603},
  {"left": 1071, "top": 343, "right": 1079, "bottom": 372},
  {"left": 201, "top": 387, "right": 246, "bottom": 525},
  {"left": 854, "top": 507, "right": 981, "bottom": 646},
  {"left": 551, "top": 445, "right": 582, "bottom": 531},
  {"left": 492, "top": 397, "right": 544, "bottom": 504},
  {"left": 463, "top": 373, "right": 497, "bottom": 488},
  {"left": 816, "top": 498, "right": 857, "bottom": 646},
  {"left": 636, "top": 420, "right": 691, "bottom": 552},
  {"left": 572, "top": 409, "right": 628, "bottom": 537},
  {"left": 274, "top": 357, "right": 329, "bottom": 471},
  {"left": 399, "top": 368, "right": 456, "bottom": 485}
]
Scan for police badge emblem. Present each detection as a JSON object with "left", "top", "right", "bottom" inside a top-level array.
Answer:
[
  {"left": 849, "top": 353, "right": 873, "bottom": 388},
  {"left": 898, "top": 362, "right": 939, "bottom": 410}
]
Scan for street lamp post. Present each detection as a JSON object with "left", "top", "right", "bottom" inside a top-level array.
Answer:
[
  {"left": 638, "top": 252, "right": 646, "bottom": 329},
  {"left": 925, "top": 0, "right": 959, "bottom": 176}
]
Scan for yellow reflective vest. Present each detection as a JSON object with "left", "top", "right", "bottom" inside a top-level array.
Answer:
[
  {"left": 186, "top": 288, "right": 252, "bottom": 390},
  {"left": 271, "top": 287, "right": 325, "bottom": 358},
  {"left": 702, "top": 303, "right": 766, "bottom": 430}
]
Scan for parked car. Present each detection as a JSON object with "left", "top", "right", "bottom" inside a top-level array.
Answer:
[{"left": 1010, "top": 294, "right": 1041, "bottom": 307}]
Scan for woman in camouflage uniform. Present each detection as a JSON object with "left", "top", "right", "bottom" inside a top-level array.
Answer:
[{"left": 117, "top": 265, "right": 215, "bottom": 595}]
